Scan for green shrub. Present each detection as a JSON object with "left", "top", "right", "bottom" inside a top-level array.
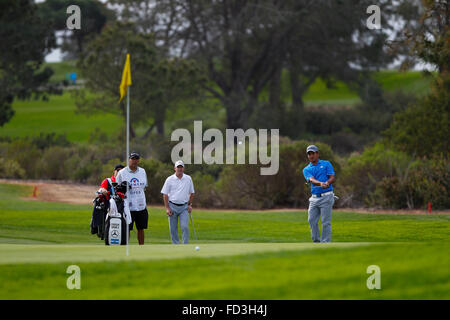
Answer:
[
  {"left": 217, "top": 140, "right": 340, "bottom": 209},
  {"left": 139, "top": 158, "right": 173, "bottom": 205},
  {"left": 190, "top": 172, "right": 219, "bottom": 208},
  {"left": 34, "top": 146, "right": 73, "bottom": 180},
  {"left": 1, "top": 140, "right": 42, "bottom": 178},
  {"left": 0, "top": 158, "right": 26, "bottom": 178},
  {"left": 338, "top": 143, "right": 411, "bottom": 207},
  {"left": 339, "top": 142, "right": 449, "bottom": 209},
  {"left": 373, "top": 156, "right": 450, "bottom": 209},
  {"left": 383, "top": 73, "right": 449, "bottom": 158},
  {"left": 31, "top": 132, "right": 71, "bottom": 150},
  {"left": 92, "top": 158, "right": 124, "bottom": 187}
]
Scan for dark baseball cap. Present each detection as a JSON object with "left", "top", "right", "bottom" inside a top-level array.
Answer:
[
  {"left": 129, "top": 151, "right": 140, "bottom": 159},
  {"left": 306, "top": 145, "right": 319, "bottom": 153},
  {"left": 114, "top": 164, "right": 125, "bottom": 171}
]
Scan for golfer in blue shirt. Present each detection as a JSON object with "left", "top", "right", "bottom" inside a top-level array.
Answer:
[{"left": 302, "top": 145, "right": 336, "bottom": 242}]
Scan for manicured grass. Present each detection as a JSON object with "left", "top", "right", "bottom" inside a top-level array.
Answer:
[
  {"left": 43, "top": 60, "right": 80, "bottom": 83},
  {"left": 373, "top": 70, "right": 433, "bottom": 94},
  {"left": 0, "top": 242, "right": 448, "bottom": 299},
  {"left": 0, "top": 92, "right": 122, "bottom": 142},
  {"left": 1, "top": 183, "right": 448, "bottom": 245},
  {"left": 303, "top": 70, "right": 432, "bottom": 106},
  {"left": 0, "top": 64, "right": 432, "bottom": 144},
  {"left": 257, "top": 69, "right": 433, "bottom": 107},
  {"left": 0, "top": 183, "right": 448, "bottom": 299}
]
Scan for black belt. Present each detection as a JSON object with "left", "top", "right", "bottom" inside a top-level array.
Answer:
[{"left": 169, "top": 201, "right": 187, "bottom": 206}]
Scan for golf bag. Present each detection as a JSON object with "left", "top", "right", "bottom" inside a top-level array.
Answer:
[
  {"left": 90, "top": 193, "right": 109, "bottom": 240},
  {"left": 104, "top": 181, "right": 131, "bottom": 246}
]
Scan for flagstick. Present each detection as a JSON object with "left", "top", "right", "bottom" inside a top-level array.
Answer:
[{"left": 126, "top": 87, "right": 130, "bottom": 257}]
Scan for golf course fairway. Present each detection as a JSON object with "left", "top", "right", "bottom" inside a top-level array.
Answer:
[{"left": 0, "top": 183, "right": 448, "bottom": 299}]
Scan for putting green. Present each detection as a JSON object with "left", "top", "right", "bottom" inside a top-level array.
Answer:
[{"left": 0, "top": 242, "right": 374, "bottom": 265}]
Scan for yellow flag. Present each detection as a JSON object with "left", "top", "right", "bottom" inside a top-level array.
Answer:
[{"left": 119, "top": 54, "right": 132, "bottom": 103}]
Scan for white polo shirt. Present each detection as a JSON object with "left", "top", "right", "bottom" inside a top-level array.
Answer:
[
  {"left": 161, "top": 173, "right": 195, "bottom": 204},
  {"left": 116, "top": 166, "right": 148, "bottom": 211}
]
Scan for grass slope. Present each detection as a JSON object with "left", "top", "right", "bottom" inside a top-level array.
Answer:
[
  {"left": 0, "top": 183, "right": 448, "bottom": 299},
  {"left": 0, "top": 65, "right": 432, "bottom": 143},
  {"left": 268, "top": 69, "right": 433, "bottom": 106},
  {"left": 44, "top": 61, "right": 81, "bottom": 84},
  {"left": 0, "top": 92, "right": 122, "bottom": 142}
]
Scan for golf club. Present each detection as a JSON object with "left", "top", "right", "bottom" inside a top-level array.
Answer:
[{"left": 189, "top": 211, "right": 198, "bottom": 241}]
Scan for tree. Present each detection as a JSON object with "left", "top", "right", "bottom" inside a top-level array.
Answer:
[
  {"left": 383, "top": 0, "right": 449, "bottom": 157},
  {"left": 276, "top": 0, "right": 400, "bottom": 135},
  {"left": 75, "top": 22, "right": 205, "bottom": 136},
  {"left": 114, "top": 1, "right": 418, "bottom": 130},
  {"left": 383, "top": 73, "right": 449, "bottom": 157},
  {"left": 179, "top": 0, "right": 306, "bottom": 129},
  {"left": 37, "top": 0, "right": 116, "bottom": 59},
  {"left": 397, "top": 0, "right": 449, "bottom": 73},
  {"left": 109, "top": 0, "right": 185, "bottom": 55},
  {"left": 0, "top": 0, "right": 58, "bottom": 127}
]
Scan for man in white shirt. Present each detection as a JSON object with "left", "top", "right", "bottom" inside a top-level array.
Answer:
[
  {"left": 161, "top": 160, "right": 195, "bottom": 244},
  {"left": 116, "top": 151, "right": 148, "bottom": 245}
]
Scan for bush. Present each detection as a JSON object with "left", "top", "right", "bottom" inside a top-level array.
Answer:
[
  {"left": 0, "top": 158, "right": 26, "bottom": 179},
  {"left": 1, "top": 140, "right": 42, "bottom": 179},
  {"left": 339, "top": 142, "right": 449, "bottom": 209},
  {"left": 217, "top": 140, "right": 340, "bottom": 209},
  {"left": 34, "top": 146, "right": 74, "bottom": 180},
  {"left": 373, "top": 156, "right": 450, "bottom": 209},
  {"left": 139, "top": 158, "right": 173, "bottom": 205},
  {"left": 31, "top": 132, "right": 71, "bottom": 150},
  {"left": 190, "top": 172, "right": 220, "bottom": 208},
  {"left": 184, "top": 163, "right": 223, "bottom": 180},
  {"left": 217, "top": 164, "right": 274, "bottom": 209},
  {"left": 30, "top": 144, "right": 105, "bottom": 183},
  {"left": 338, "top": 142, "right": 414, "bottom": 207},
  {"left": 73, "top": 158, "right": 104, "bottom": 184},
  {"left": 383, "top": 73, "right": 449, "bottom": 158}
]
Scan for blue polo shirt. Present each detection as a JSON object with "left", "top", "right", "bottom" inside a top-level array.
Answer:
[{"left": 302, "top": 159, "right": 335, "bottom": 195}]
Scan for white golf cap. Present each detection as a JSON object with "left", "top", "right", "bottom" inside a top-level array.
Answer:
[
  {"left": 174, "top": 160, "right": 185, "bottom": 167},
  {"left": 306, "top": 145, "right": 319, "bottom": 153}
]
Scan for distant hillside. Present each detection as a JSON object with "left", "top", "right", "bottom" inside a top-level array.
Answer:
[
  {"left": 0, "top": 92, "right": 121, "bottom": 142},
  {"left": 297, "top": 70, "right": 431, "bottom": 106},
  {"left": 0, "top": 61, "right": 433, "bottom": 143},
  {"left": 43, "top": 60, "right": 81, "bottom": 84}
]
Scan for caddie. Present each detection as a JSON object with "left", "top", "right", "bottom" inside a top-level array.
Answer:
[
  {"left": 98, "top": 164, "right": 125, "bottom": 200},
  {"left": 302, "top": 145, "right": 336, "bottom": 243},
  {"left": 116, "top": 151, "right": 148, "bottom": 245}
]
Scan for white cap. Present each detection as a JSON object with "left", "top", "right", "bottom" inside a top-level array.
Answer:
[{"left": 174, "top": 160, "right": 185, "bottom": 167}]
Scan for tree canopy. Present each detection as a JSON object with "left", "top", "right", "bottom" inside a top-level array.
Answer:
[
  {"left": 0, "top": 0, "right": 58, "bottom": 127},
  {"left": 76, "top": 22, "right": 205, "bottom": 137},
  {"left": 384, "top": 0, "right": 449, "bottom": 158},
  {"left": 37, "top": 0, "right": 116, "bottom": 59},
  {"left": 111, "top": 0, "right": 422, "bottom": 131}
]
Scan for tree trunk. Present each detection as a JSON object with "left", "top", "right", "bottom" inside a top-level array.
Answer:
[
  {"left": 269, "top": 66, "right": 282, "bottom": 109},
  {"left": 225, "top": 103, "right": 243, "bottom": 129},
  {"left": 268, "top": 65, "right": 283, "bottom": 128},
  {"left": 289, "top": 71, "right": 305, "bottom": 112},
  {"left": 289, "top": 71, "right": 306, "bottom": 133},
  {"left": 223, "top": 93, "right": 244, "bottom": 129},
  {"left": 142, "top": 124, "right": 155, "bottom": 139},
  {"left": 155, "top": 108, "right": 166, "bottom": 135}
]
